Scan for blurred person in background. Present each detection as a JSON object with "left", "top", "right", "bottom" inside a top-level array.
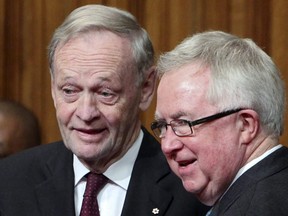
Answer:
[{"left": 0, "top": 99, "right": 41, "bottom": 158}]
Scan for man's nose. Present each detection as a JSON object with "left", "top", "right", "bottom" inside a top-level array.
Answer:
[
  {"left": 76, "top": 94, "right": 100, "bottom": 122},
  {"left": 161, "top": 127, "right": 183, "bottom": 155}
]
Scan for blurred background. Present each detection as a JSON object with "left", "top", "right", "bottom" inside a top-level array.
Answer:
[{"left": 0, "top": 0, "right": 287, "bottom": 145}]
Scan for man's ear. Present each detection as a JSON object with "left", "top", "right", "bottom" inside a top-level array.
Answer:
[
  {"left": 239, "top": 109, "right": 259, "bottom": 145},
  {"left": 139, "top": 66, "right": 157, "bottom": 111}
]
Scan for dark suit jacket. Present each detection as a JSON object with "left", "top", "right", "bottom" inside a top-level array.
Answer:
[
  {"left": 210, "top": 146, "right": 288, "bottom": 216},
  {"left": 0, "top": 128, "right": 209, "bottom": 216}
]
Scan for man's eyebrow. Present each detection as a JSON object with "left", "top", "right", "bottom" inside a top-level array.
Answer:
[
  {"left": 171, "top": 111, "right": 189, "bottom": 119},
  {"left": 154, "top": 111, "right": 190, "bottom": 121}
]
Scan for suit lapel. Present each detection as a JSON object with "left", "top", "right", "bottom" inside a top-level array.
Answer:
[
  {"left": 34, "top": 142, "right": 75, "bottom": 216},
  {"left": 121, "top": 128, "right": 173, "bottom": 216},
  {"left": 32, "top": 131, "right": 174, "bottom": 216},
  {"left": 211, "top": 174, "right": 254, "bottom": 215}
]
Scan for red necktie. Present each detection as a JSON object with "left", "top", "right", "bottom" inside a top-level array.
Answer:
[{"left": 80, "top": 172, "right": 108, "bottom": 216}]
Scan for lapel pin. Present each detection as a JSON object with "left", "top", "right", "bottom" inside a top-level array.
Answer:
[{"left": 152, "top": 208, "right": 160, "bottom": 214}]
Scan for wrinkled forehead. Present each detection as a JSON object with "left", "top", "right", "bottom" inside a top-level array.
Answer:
[
  {"left": 56, "top": 30, "right": 132, "bottom": 58},
  {"left": 53, "top": 31, "right": 136, "bottom": 77}
]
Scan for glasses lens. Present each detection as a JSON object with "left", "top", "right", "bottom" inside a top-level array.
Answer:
[
  {"left": 151, "top": 121, "right": 165, "bottom": 138},
  {"left": 171, "top": 120, "right": 193, "bottom": 136}
]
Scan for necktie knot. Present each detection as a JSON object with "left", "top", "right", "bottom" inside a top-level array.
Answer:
[{"left": 84, "top": 172, "right": 108, "bottom": 197}]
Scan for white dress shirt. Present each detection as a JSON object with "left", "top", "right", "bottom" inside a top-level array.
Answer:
[{"left": 74, "top": 130, "right": 143, "bottom": 216}]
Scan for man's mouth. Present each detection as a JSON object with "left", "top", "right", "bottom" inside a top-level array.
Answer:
[
  {"left": 76, "top": 128, "right": 105, "bottom": 134},
  {"left": 73, "top": 127, "right": 107, "bottom": 142},
  {"left": 178, "top": 159, "right": 196, "bottom": 167},
  {"left": 72, "top": 124, "right": 107, "bottom": 133}
]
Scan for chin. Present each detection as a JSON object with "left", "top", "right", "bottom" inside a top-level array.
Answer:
[{"left": 182, "top": 178, "right": 200, "bottom": 193}]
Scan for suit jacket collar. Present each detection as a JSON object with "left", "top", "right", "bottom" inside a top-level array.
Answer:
[
  {"left": 34, "top": 142, "right": 75, "bottom": 216},
  {"left": 212, "top": 146, "right": 288, "bottom": 215}
]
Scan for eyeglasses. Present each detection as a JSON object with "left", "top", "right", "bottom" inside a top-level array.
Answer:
[{"left": 151, "top": 108, "right": 243, "bottom": 139}]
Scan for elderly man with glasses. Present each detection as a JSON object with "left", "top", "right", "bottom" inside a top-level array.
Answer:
[{"left": 152, "top": 31, "right": 288, "bottom": 216}]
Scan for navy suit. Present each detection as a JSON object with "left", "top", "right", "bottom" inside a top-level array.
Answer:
[
  {"left": 210, "top": 146, "right": 288, "bottom": 216},
  {"left": 0, "top": 128, "right": 209, "bottom": 216}
]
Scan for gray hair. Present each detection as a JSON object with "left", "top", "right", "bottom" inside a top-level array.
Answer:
[
  {"left": 157, "top": 31, "right": 286, "bottom": 137},
  {"left": 48, "top": 4, "right": 154, "bottom": 86}
]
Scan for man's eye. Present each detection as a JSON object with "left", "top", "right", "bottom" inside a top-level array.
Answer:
[
  {"left": 174, "top": 119, "right": 189, "bottom": 126},
  {"left": 98, "top": 89, "right": 118, "bottom": 105},
  {"left": 101, "top": 91, "right": 113, "bottom": 97},
  {"left": 156, "top": 121, "right": 167, "bottom": 129},
  {"left": 59, "top": 86, "right": 79, "bottom": 103},
  {"left": 63, "top": 88, "right": 76, "bottom": 95},
  {"left": 62, "top": 87, "right": 77, "bottom": 95}
]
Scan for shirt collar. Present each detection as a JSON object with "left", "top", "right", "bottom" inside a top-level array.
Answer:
[
  {"left": 211, "top": 144, "right": 283, "bottom": 209},
  {"left": 218, "top": 144, "right": 283, "bottom": 202},
  {"left": 232, "top": 144, "right": 282, "bottom": 185},
  {"left": 73, "top": 130, "right": 143, "bottom": 190}
]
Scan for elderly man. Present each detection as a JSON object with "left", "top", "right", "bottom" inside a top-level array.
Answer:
[
  {"left": 152, "top": 31, "right": 288, "bottom": 215},
  {"left": 0, "top": 4, "right": 208, "bottom": 216}
]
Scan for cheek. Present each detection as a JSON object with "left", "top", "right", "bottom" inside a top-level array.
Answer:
[
  {"left": 55, "top": 102, "right": 75, "bottom": 125},
  {"left": 102, "top": 108, "right": 121, "bottom": 127},
  {"left": 191, "top": 131, "right": 232, "bottom": 169},
  {"left": 196, "top": 134, "right": 242, "bottom": 182},
  {"left": 96, "top": 104, "right": 129, "bottom": 133},
  {"left": 114, "top": 94, "right": 140, "bottom": 121}
]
